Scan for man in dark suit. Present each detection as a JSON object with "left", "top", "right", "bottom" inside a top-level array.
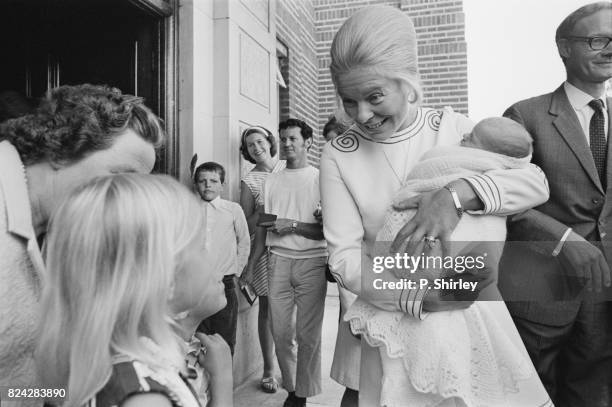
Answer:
[{"left": 499, "top": 3, "right": 612, "bottom": 407}]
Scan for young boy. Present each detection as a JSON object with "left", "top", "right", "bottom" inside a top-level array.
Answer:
[{"left": 194, "top": 161, "right": 250, "bottom": 356}]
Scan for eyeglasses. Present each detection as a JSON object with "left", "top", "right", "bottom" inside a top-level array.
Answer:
[{"left": 565, "top": 36, "right": 612, "bottom": 51}]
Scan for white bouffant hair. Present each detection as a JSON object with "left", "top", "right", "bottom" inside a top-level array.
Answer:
[{"left": 330, "top": 5, "right": 423, "bottom": 105}]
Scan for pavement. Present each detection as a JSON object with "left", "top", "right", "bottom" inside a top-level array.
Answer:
[{"left": 234, "top": 283, "right": 345, "bottom": 407}]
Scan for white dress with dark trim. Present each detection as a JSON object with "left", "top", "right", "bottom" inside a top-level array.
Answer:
[{"left": 320, "top": 107, "right": 553, "bottom": 407}]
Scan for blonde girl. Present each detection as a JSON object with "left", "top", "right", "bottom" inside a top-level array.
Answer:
[{"left": 36, "top": 174, "right": 231, "bottom": 407}]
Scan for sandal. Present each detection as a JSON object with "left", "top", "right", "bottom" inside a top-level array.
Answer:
[{"left": 260, "top": 376, "right": 279, "bottom": 393}]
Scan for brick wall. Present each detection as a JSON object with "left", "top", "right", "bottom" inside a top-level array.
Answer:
[
  {"left": 402, "top": 0, "right": 468, "bottom": 113},
  {"left": 275, "top": 0, "right": 321, "bottom": 165},
  {"left": 313, "top": 0, "right": 468, "bottom": 161}
]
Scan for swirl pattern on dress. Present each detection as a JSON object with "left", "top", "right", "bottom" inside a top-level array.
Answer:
[
  {"left": 426, "top": 109, "right": 442, "bottom": 131},
  {"left": 331, "top": 130, "right": 360, "bottom": 153}
]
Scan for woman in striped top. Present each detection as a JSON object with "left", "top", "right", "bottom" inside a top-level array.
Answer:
[{"left": 239, "top": 126, "right": 286, "bottom": 394}]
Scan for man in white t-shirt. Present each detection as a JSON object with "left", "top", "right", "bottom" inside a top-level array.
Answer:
[{"left": 246, "top": 118, "right": 327, "bottom": 407}]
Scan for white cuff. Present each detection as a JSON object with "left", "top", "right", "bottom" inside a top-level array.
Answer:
[
  {"left": 402, "top": 285, "right": 429, "bottom": 320},
  {"left": 552, "top": 228, "right": 573, "bottom": 257},
  {"left": 414, "top": 287, "right": 429, "bottom": 320},
  {"left": 464, "top": 174, "right": 501, "bottom": 214}
]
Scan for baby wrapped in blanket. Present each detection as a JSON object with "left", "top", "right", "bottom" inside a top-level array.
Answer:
[{"left": 346, "top": 117, "right": 553, "bottom": 407}]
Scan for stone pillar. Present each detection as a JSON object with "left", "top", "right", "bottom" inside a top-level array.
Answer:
[
  {"left": 213, "top": 0, "right": 279, "bottom": 201},
  {"left": 213, "top": 0, "right": 279, "bottom": 385},
  {"left": 178, "top": 0, "right": 215, "bottom": 183},
  {"left": 178, "top": 0, "right": 279, "bottom": 387}
]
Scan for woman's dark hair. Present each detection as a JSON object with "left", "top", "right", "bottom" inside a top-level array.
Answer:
[
  {"left": 322, "top": 115, "right": 348, "bottom": 140},
  {"left": 0, "top": 84, "right": 164, "bottom": 165},
  {"left": 239, "top": 126, "right": 277, "bottom": 164}
]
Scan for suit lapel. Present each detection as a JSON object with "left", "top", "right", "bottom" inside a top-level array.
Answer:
[
  {"left": 606, "top": 97, "right": 612, "bottom": 192},
  {"left": 550, "top": 86, "right": 603, "bottom": 193},
  {"left": 0, "top": 141, "right": 45, "bottom": 286}
]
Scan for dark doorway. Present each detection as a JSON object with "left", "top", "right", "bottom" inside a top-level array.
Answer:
[{"left": 0, "top": 0, "right": 172, "bottom": 173}]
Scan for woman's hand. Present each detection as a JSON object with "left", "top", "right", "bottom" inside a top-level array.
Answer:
[
  {"left": 195, "top": 333, "right": 233, "bottom": 385},
  {"left": 195, "top": 333, "right": 234, "bottom": 407},
  {"left": 413, "top": 242, "right": 496, "bottom": 313},
  {"left": 390, "top": 187, "right": 460, "bottom": 256},
  {"left": 422, "top": 267, "right": 495, "bottom": 312}
]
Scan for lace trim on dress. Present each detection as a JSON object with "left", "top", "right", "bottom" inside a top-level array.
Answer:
[{"left": 346, "top": 299, "right": 536, "bottom": 407}]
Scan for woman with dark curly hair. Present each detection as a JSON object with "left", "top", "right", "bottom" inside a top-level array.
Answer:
[
  {"left": 0, "top": 83, "right": 164, "bottom": 398},
  {"left": 239, "top": 125, "right": 285, "bottom": 393}
]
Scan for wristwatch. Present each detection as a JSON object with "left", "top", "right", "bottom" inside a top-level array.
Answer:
[
  {"left": 291, "top": 221, "right": 298, "bottom": 233},
  {"left": 443, "top": 185, "right": 464, "bottom": 218}
]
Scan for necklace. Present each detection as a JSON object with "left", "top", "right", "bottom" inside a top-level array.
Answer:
[{"left": 380, "top": 141, "right": 410, "bottom": 188}]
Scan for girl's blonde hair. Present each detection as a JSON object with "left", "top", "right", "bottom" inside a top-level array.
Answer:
[
  {"left": 36, "top": 173, "right": 205, "bottom": 407},
  {"left": 330, "top": 5, "right": 423, "bottom": 115}
]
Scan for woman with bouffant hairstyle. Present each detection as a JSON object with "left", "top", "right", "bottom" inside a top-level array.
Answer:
[
  {"left": 0, "top": 84, "right": 164, "bottom": 395},
  {"left": 321, "top": 6, "right": 551, "bottom": 406}
]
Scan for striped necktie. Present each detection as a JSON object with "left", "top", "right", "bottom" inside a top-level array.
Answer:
[{"left": 588, "top": 99, "right": 606, "bottom": 185}]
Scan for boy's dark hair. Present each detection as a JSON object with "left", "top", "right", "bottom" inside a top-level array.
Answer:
[
  {"left": 279, "top": 118, "right": 313, "bottom": 141},
  {"left": 194, "top": 161, "right": 226, "bottom": 184}
]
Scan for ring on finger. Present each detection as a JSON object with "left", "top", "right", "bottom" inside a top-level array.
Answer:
[
  {"left": 200, "top": 345, "right": 208, "bottom": 356},
  {"left": 423, "top": 235, "right": 438, "bottom": 248}
]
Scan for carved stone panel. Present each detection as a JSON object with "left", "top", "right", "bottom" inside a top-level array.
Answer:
[{"left": 239, "top": 30, "right": 270, "bottom": 109}]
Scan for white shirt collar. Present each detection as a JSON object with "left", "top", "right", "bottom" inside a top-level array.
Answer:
[
  {"left": 0, "top": 141, "right": 46, "bottom": 282},
  {"left": 205, "top": 195, "right": 221, "bottom": 209},
  {"left": 0, "top": 141, "right": 34, "bottom": 240},
  {"left": 564, "top": 81, "right": 608, "bottom": 111}
]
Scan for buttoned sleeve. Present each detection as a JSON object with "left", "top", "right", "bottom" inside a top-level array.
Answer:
[
  {"left": 320, "top": 145, "right": 365, "bottom": 295},
  {"left": 464, "top": 164, "right": 549, "bottom": 215}
]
